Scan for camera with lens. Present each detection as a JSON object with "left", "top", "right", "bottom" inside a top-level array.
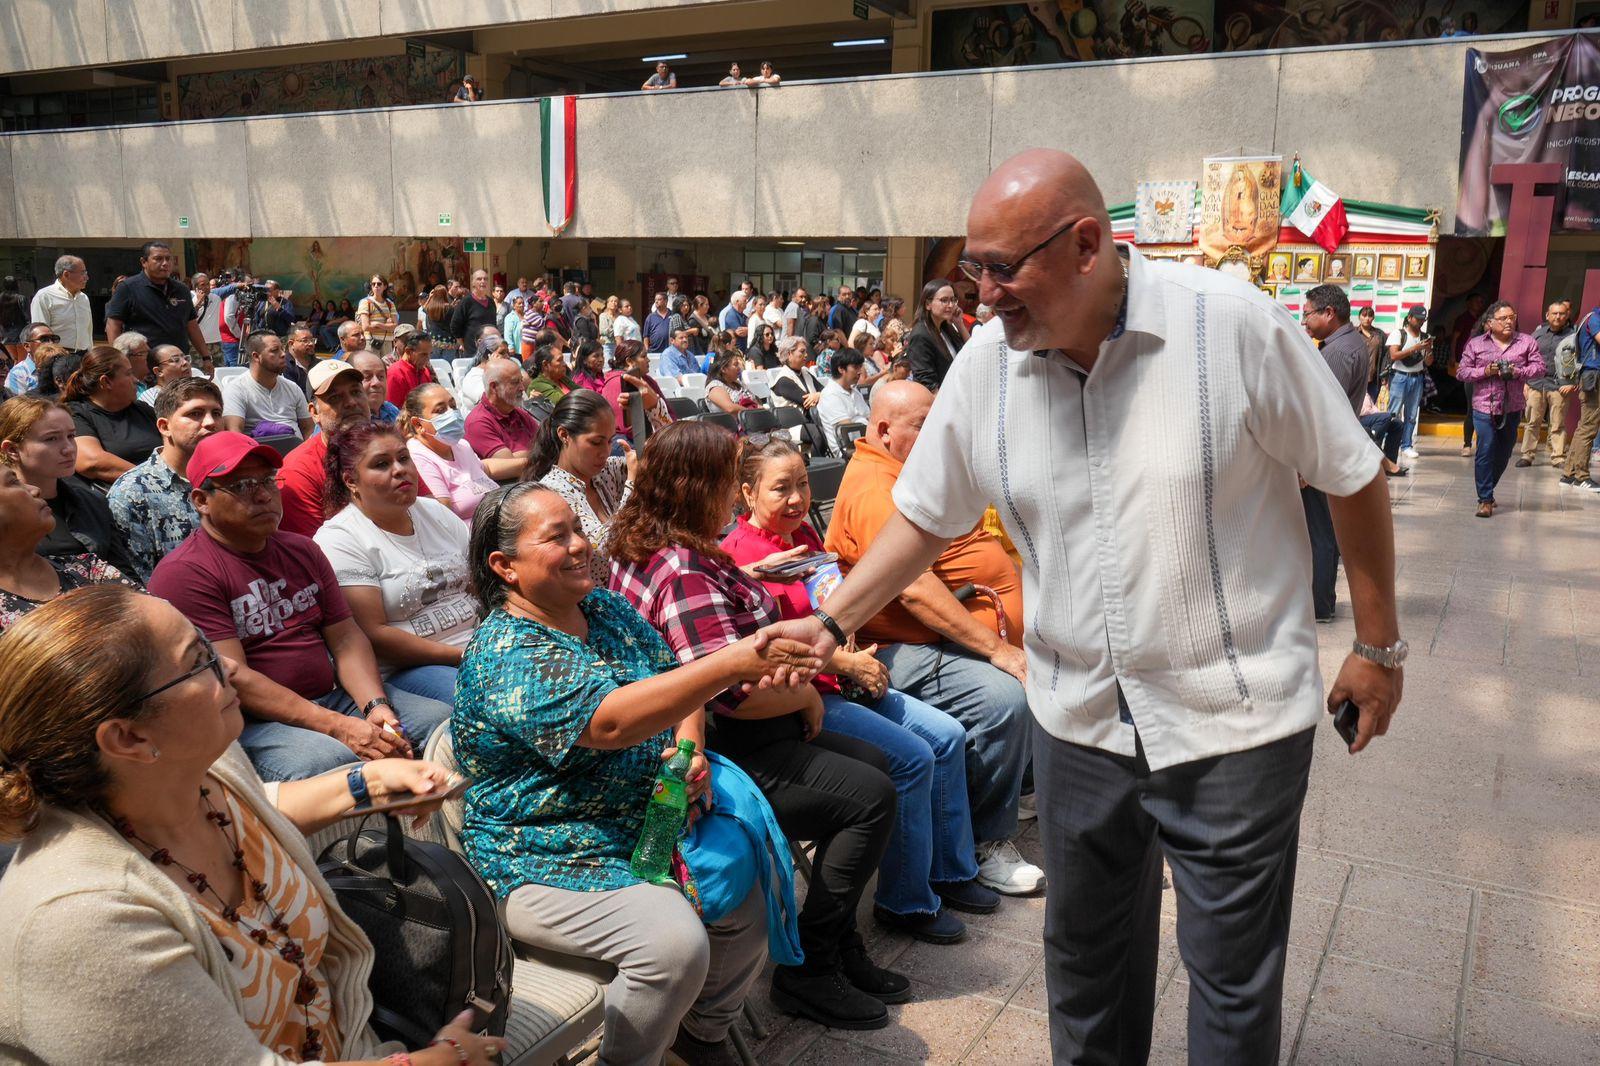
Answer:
[{"left": 1495, "top": 360, "right": 1516, "bottom": 378}]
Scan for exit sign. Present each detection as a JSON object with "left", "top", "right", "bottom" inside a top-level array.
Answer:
[
  {"left": 464, "top": 238, "right": 486, "bottom": 253},
  {"left": 853, "top": 0, "right": 868, "bottom": 17},
  {"left": 438, "top": 212, "right": 452, "bottom": 226},
  {"left": 178, "top": 216, "right": 190, "bottom": 228}
]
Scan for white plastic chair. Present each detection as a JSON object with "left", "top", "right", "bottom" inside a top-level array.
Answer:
[
  {"left": 655, "top": 378, "right": 681, "bottom": 398},
  {"left": 654, "top": 374, "right": 679, "bottom": 392},
  {"left": 430, "top": 359, "right": 455, "bottom": 389},
  {"left": 741, "top": 368, "right": 770, "bottom": 388},
  {"left": 452, "top": 357, "right": 474, "bottom": 382},
  {"left": 214, "top": 366, "right": 247, "bottom": 385},
  {"left": 680, "top": 373, "right": 706, "bottom": 390},
  {"left": 746, "top": 378, "right": 772, "bottom": 402},
  {"left": 680, "top": 383, "right": 708, "bottom": 403}
]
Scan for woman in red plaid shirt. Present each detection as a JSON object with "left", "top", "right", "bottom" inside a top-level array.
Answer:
[{"left": 609, "top": 421, "right": 902, "bottom": 1033}]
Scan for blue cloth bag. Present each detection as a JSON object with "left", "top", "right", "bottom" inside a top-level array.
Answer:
[{"left": 676, "top": 752, "right": 803, "bottom": 966}]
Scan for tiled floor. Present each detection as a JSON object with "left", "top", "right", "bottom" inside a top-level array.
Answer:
[{"left": 730, "top": 437, "right": 1600, "bottom": 1065}]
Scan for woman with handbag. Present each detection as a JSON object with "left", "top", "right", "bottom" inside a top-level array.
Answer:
[
  {"left": 357, "top": 276, "right": 399, "bottom": 360},
  {"left": 721, "top": 434, "right": 992, "bottom": 943},
  {"left": 453, "top": 482, "right": 821, "bottom": 1066},
  {"left": 0, "top": 584, "right": 502, "bottom": 1065}
]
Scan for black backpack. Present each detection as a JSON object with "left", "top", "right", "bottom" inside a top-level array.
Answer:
[{"left": 318, "top": 814, "right": 513, "bottom": 1048}]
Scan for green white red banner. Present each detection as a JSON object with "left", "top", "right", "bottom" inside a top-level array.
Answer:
[{"left": 540, "top": 95, "right": 576, "bottom": 235}]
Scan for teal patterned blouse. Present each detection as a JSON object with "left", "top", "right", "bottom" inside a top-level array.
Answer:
[{"left": 453, "top": 590, "right": 678, "bottom": 896}]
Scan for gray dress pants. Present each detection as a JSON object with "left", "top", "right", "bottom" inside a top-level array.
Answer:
[
  {"left": 1033, "top": 719, "right": 1315, "bottom": 1065},
  {"left": 503, "top": 880, "right": 768, "bottom": 1066}
]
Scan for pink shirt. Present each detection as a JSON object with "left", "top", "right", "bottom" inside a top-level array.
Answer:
[
  {"left": 408, "top": 437, "right": 498, "bottom": 520},
  {"left": 720, "top": 515, "right": 839, "bottom": 694},
  {"left": 1457, "top": 331, "right": 1546, "bottom": 416}
]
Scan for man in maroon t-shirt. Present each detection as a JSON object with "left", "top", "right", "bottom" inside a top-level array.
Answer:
[{"left": 149, "top": 431, "right": 448, "bottom": 780}]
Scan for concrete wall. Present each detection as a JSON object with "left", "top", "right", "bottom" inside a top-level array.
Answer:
[
  {"left": 0, "top": 34, "right": 1526, "bottom": 242},
  {"left": 0, "top": 0, "right": 744, "bottom": 76}
]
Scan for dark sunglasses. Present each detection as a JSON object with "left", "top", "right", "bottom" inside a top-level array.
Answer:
[
  {"left": 33, "top": 334, "right": 60, "bottom": 343},
  {"left": 958, "top": 217, "right": 1085, "bottom": 284},
  {"left": 129, "top": 632, "right": 225, "bottom": 707}
]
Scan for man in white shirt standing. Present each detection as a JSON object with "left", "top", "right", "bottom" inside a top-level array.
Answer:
[
  {"left": 29, "top": 255, "right": 92, "bottom": 353},
  {"left": 769, "top": 150, "right": 1404, "bottom": 1065}
]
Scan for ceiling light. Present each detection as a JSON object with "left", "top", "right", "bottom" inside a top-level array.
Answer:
[
  {"left": 778, "top": 240, "right": 805, "bottom": 246},
  {"left": 833, "top": 38, "right": 887, "bottom": 47},
  {"left": 642, "top": 53, "right": 687, "bottom": 63},
  {"left": 834, "top": 246, "right": 859, "bottom": 252}
]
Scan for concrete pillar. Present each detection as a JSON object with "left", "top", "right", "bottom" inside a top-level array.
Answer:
[{"left": 884, "top": 236, "right": 923, "bottom": 301}]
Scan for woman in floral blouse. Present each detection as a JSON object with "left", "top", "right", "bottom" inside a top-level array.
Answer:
[
  {"left": 527, "top": 390, "right": 634, "bottom": 584},
  {"left": 452, "top": 481, "right": 821, "bottom": 1066}
]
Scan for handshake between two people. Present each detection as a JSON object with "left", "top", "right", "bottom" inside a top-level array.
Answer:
[{"left": 725, "top": 615, "right": 842, "bottom": 694}]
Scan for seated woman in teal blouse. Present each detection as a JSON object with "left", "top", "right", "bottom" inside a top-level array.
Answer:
[{"left": 452, "top": 482, "right": 821, "bottom": 1066}]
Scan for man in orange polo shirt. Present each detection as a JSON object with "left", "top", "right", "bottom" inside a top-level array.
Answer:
[{"left": 825, "top": 380, "right": 1041, "bottom": 896}]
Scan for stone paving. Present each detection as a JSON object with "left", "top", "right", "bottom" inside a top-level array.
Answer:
[{"left": 735, "top": 435, "right": 1600, "bottom": 1065}]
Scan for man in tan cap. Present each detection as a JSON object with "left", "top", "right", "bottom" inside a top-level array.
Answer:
[{"left": 275, "top": 359, "right": 371, "bottom": 536}]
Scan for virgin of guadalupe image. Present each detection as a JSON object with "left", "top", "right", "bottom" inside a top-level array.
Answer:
[{"left": 1222, "top": 165, "right": 1260, "bottom": 244}]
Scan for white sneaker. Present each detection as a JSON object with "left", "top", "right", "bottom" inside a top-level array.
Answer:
[
  {"left": 1402, "top": 447, "right": 1419, "bottom": 459},
  {"left": 976, "top": 840, "right": 1045, "bottom": 895},
  {"left": 1016, "top": 791, "right": 1037, "bottom": 822}
]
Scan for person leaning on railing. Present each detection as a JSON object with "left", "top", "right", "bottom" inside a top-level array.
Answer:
[{"left": 0, "top": 584, "right": 504, "bottom": 1065}]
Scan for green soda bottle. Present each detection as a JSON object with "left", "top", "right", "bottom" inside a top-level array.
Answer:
[{"left": 629, "top": 739, "right": 697, "bottom": 884}]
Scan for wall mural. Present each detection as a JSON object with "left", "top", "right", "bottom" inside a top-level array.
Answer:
[
  {"left": 929, "top": 1, "right": 1528, "bottom": 70},
  {"left": 178, "top": 49, "right": 463, "bottom": 120},
  {"left": 185, "top": 237, "right": 470, "bottom": 311}
]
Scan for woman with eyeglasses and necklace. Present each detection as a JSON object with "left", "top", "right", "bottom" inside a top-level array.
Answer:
[
  {"left": 403, "top": 384, "right": 497, "bottom": 521},
  {"left": 905, "top": 280, "right": 968, "bottom": 392},
  {"left": 314, "top": 420, "right": 477, "bottom": 712},
  {"left": 0, "top": 585, "right": 502, "bottom": 1065}
]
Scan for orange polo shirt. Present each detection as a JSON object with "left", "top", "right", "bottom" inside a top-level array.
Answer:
[{"left": 824, "top": 438, "right": 1023, "bottom": 648}]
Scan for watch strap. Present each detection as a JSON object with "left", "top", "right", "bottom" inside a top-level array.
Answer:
[
  {"left": 346, "top": 765, "right": 370, "bottom": 804},
  {"left": 813, "top": 608, "right": 847, "bottom": 646}
]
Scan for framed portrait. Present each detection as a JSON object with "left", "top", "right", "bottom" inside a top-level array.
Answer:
[
  {"left": 1377, "top": 254, "right": 1404, "bottom": 282},
  {"left": 1405, "top": 253, "right": 1431, "bottom": 279},
  {"left": 1323, "top": 254, "right": 1351, "bottom": 283},
  {"left": 1351, "top": 253, "right": 1377, "bottom": 280},
  {"left": 1265, "top": 251, "right": 1293, "bottom": 283},
  {"left": 1292, "top": 252, "right": 1323, "bottom": 283}
]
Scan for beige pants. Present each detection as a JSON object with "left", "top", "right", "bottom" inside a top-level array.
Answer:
[
  {"left": 503, "top": 880, "right": 767, "bottom": 1065},
  {"left": 1522, "top": 386, "right": 1570, "bottom": 462}
]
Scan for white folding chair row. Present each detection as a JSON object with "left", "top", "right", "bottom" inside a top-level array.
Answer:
[
  {"left": 679, "top": 383, "right": 708, "bottom": 402},
  {"left": 655, "top": 378, "right": 681, "bottom": 398},
  {"left": 654, "top": 374, "right": 680, "bottom": 391},
  {"left": 745, "top": 377, "right": 772, "bottom": 401},
  {"left": 452, "top": 357, "right": 475, "bottom": 382},
  {"left": 429, "top": 359, "right": 455, "bottom": 389},
  {"left": 741, "top": 367, "right": 771, "bottom": 388},
  {"left": 679, "top": 372, "right": 707, "bottom": 390}
]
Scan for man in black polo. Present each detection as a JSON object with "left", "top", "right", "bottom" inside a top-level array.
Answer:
[
  {"left": 1301, "top": 284, "right": 1370, "bottom": 623},
  {"left": 106, "top": 241, "right": 210, "bottom": 355}
]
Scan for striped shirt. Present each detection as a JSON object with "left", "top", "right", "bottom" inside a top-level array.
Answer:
[{"left": 891, "top": 246, "right": 1382, "bottom": 770}]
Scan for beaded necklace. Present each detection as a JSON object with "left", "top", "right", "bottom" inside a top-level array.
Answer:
[{"left": 109, "top": 786, "right": 324, "bottom": 1061}]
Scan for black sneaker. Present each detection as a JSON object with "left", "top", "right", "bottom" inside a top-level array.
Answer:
[
  {"left": 873, "top": 903, "right": 967, "bottom": 944},
  {"left": 1515, "top": 458, "right": 1533, "bottom": 467},
  {"left": 841, "top": 942, "right": 913, "bottom": 1003},
  {"left": 670, "top": 1025, "right": 743, "bottom": 1066},
  {"left": 934, "top": 877, "right": 1001, "bottom": 915},
  {"left": 1560, "top": 474, "right": 1580, "bottom": 485},
  {"left": 771, "top": 965, "right": 890, "bottom": 1030}
]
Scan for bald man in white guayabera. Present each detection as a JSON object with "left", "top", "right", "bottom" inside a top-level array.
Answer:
[{"left": 764, "top": 149, "right": 1404, "bottom": 1065}]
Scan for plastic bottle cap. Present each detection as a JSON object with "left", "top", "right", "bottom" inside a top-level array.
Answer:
[{"left": 677, "top": 739, "right": 697, "bottom": 754}]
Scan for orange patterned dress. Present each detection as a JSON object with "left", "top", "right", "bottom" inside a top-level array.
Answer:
[{"left": 192, "top": 784, "right": 343, "bottom": 1062}]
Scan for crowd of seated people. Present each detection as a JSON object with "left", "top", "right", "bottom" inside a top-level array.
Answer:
[{"left": 0, "top": 266, "right": 1051, "bottom": 1062}]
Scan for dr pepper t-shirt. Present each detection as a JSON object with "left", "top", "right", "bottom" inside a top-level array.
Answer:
[{"left": 149, "top": 528, "right": 352, "bottom": 700}]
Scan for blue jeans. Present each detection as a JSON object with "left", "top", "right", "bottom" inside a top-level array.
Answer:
[
  {"left": 221, "top": 341, "right": 240, "bottom": 367},
  {"left": 1471, "top": 410, "right": 1521, "bottom": 503},
  {"left": 821, "top": 689, "right": 979, "bottom": 916},
  {"left": 1386, "top": 371, "right": 1425, "bottom": 450},
  {"left": 875, "top": 641, "right": 1031, "bottom": 845},
  {"left": 239, "top": 683, "right": 451, "bottom": 782},
  {"left": 387, "top": 663, "right": 458, "bottom": 707},
  {"left": 1359, "top": 411, "right": 1402, "bottom": 465}
]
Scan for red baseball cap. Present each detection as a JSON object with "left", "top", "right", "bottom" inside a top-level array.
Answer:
[{"left": 186, "top": 430, "right": 283, "bottom": 489}]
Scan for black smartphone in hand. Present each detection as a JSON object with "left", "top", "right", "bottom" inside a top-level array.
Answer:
[{"left": 1332, "top": 700, "right": 1361, "bottom": 749}]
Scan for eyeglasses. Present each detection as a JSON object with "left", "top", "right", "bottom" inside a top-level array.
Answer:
[
  {"left": 208, "top": 474, "right": 279, "bottom": 499},
  {"left": 32, "top": 334, "right": 59, "bottom": 343},
  {"left": 958, "top": 217, "right": 1085, "bottom": 283},
  {"left": 128, "top": 632, "right": 225, "bottom": 708}
]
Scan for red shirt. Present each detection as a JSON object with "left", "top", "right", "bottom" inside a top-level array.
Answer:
[
  {"left": 386, "top": 356, "right": 436, "bottom": 408},
  {"left": 464, "top": 401, "right": 538, "bottom": 460},
  {"left": 148, "top": 528, "right": 352, "bottom": 700},
  {"left": 275, "top": 433, "right": 329, "bottom": 537},
  {"left": 720, "top": 515, "right": 839, "bottom": 694}
]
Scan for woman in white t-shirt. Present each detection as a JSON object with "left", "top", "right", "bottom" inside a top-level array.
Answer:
[
  {"left": 401, "top": 383, "right": 498, "bottom": 521},
  {"left": 313, "top": 420, "right": 476, "bottom": 711}
]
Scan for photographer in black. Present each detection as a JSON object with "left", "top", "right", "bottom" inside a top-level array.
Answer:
[
  {"left": 1456, "top": 302, "right": 1545, "bottom": 518},
  {"left": 248, "top": 279, "right": 296, "bottom": 338}
]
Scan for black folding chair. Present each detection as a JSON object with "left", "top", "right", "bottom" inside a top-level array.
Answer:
[
  {"left": 700, "top": 411, "right": 738, "bottom": 433},
  {"left": 666, "top": 396, "right": 703, "bottom": 421},
  {"left": 805, "top": 458, "right": 848, "bottom": 535},
  {"left": 772, "top": 406, "right": 808, "bottom": 432},
  {"left": 834, "top": 421, "right": 866, "bottom": 456},
  {"left": 256, "top": 433, "right": 300, "bottom": 458},
  {"left": 738, "top": 407, "right": 779, "bottom": 435}
]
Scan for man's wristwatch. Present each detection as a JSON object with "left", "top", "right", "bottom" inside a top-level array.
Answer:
[
  {"left": 346, "top": 765, "right": 370, "bottom": 805},
  {"left": 1352, "top": 638, "right": 1409, "bottom": 669},
  {"left": 812, "top": 609, "right": 848, "bottom": 646},
  {"left": 362, "top": 696, "right": 394, "bottom": 716}
]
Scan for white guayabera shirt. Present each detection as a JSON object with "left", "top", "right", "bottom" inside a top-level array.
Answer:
[{"left": 892, "top": 247, "right": 1382, "bottom": 771}]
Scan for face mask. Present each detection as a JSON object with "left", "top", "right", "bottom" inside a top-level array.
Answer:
[{"left": 429, "top": 408, "right": 466, "bottom": 444}]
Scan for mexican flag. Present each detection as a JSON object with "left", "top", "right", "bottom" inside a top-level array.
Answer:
[
  {"left": 1281, "top": 159, "right": 1348, "bottom": 253},
  {"left": 540, "top": 96, "right": 577, "bottom": 235}
]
